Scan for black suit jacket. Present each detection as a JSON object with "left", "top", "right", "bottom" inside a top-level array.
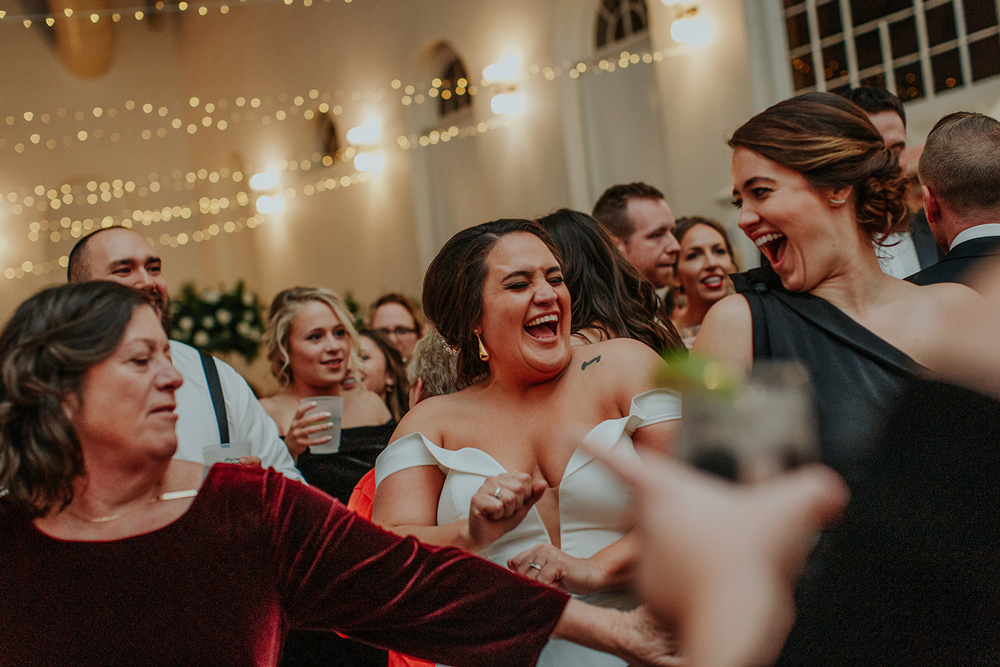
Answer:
[
  {"left": 905, "top": 234, "right": 1000, "bottom": 289},
  {"left": 908, "top": 211, "right": 946, "bottom": 268}
]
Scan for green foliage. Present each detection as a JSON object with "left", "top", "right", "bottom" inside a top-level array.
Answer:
[
  {"left": 342, "top": 290, "right": 365, "bottom": 330},
  {"left": 170, "top": 281, "right": 266, "bottom": 363}
]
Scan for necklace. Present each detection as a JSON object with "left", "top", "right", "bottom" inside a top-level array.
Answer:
[{"left": 67, "top": 489, "right": 198, "bottom": 524}]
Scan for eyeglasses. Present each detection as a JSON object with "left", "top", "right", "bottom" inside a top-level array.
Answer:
[{"left": 376, "top": 326, "right": 419, "bottom": 337}]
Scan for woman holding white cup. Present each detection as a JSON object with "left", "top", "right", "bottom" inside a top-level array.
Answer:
[
  {"left": 260, "top": 286, "right": 394, "bottom": 503},
  {"left": 261, "top": 286, "right": 397, "bottom": 666}
]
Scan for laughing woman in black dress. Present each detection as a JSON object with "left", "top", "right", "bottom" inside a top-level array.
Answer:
[{"left": 695, "top": 93, "right": 980, "bottom": 479}]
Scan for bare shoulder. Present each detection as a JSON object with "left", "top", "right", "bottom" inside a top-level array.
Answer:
[
  {"left": 570, "top": 338, "right": 667, "bottom": 408},
  {"left": 258, "top": 394, "right": 294, "bottom": 430},
  {"left": 914, "top": 280, "right": 984, "bottom": 312},
  {"left": 902, "top": 281, "right": 984, "bottom": 357},
  {"left": 344, "top": 389, "right": 393, "bottom": 427},
  {"left": 390, "top": 390, "right": 468, "bottom": 444},
  {"left": 573, "top": 337, "right": 662, "bottom": 367},
  {"left": 693, "top": 294, "right": 753, "bottom": 375}
]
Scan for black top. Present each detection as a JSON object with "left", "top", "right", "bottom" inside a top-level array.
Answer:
[
  {"left": 906, "top": 234, "right": 1000, "bottom": 290},
  {"left": 285, "top": 419, "right": 398, "bottom": 667},
  {"left": 295, "top": 420, "right": 398, "bottom": 504},
  {"left": 733, "top": 266, "right": 923, "bottom": 480},
  {"left": 777, "top": 378, "right": 1000, "bottom": 666},
  {"left": 908, "top": 210, "right": 946, "bottom": 269}
]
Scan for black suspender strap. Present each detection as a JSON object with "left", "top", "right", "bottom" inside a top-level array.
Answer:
[{"left": 198, "top": 350, "right": 230, "bottom": 444}]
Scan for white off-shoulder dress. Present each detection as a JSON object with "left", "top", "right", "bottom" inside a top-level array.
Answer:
[{"left": 374, "top": 388, "right": 682, "bottom": 667}]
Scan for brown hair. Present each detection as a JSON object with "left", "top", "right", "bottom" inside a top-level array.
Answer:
[
  {"left": 537, "top": 208, "right": 684, "bottom": 353},
  {"left": 729, "top": 92, "right": 909, "bottom": 243},
  {"left": 674, "top": 216, "right": 741, "bottom": 272},
  {"left": 422, "top": 219, "right": 561, "bottom": 387},
  {"left": 0, "top": 282, "right": 152, "bottom": 517},
  {"left": 369, "top": 293, "right": 424, "bottom": 331},
  {"left": 919, "top": 111, "right": 1000, "bottom": 219},
  {"left": 592, "top": 182, "right": 666, "bottom": 242},
  {"left": 264, "top": 286, "right": 362, "bottom": 388},
  {"left": 358, "top": 329, "right": 409, "bottom": 422}
]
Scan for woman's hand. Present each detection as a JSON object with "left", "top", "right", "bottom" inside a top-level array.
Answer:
[
  {"left": 238, "top": 456, "right": 262, "bottom": 469},
  {"left": 553, "top": 601, "right": 682, "bottom": 667},
  {"left": 283, "top": 401, "right": 334, "bottom": 461},
  {"left": 609, "top": 606, "right": 684, "bottom": 667},
  {"left": 508, "top": 544, "right": 597, "bottom": 596},
  {"left": 467, "top": 473, "right": 547, "bottom": 551}
]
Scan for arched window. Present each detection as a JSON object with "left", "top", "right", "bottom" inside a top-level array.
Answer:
[
  {"left": 438, "top": 56, "right": 473, "bottom": 118},
  {"left": 595, "top": 0, "right": 649, "bottom": 51}
]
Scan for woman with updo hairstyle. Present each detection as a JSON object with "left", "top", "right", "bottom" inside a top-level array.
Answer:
[
  {"left": 372, "top": 219, "right": 682, "bottom": 667},
  {"left": 536, "top": 208, "right": 684, "bottom": 353},
  {"left": 695, "top": 91, "right": 980, "bottom": 480}
]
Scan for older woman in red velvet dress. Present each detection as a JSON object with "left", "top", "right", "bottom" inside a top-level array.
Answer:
[{"left": 0, "top": 280, "right": 681, "bottom": 667}]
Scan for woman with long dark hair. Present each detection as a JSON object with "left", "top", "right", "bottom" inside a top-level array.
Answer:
[
  {"left": 373, "top": 218, "right": 682, "bottom": 667},
  {"left": 537, "top": 209, "right": 683, "bottom": 353},
  {"left": 669, "top": 216, "right": 739, "bottom": 345}
]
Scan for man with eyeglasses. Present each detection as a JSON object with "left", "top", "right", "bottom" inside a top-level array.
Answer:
[{"left": 370, "top": 293, "right": 423, "bottom": 362}]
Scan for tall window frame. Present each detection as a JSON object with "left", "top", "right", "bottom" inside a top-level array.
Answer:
[
  {"left": 595, "top": 0, "right": 650, "bottom": 51},
  {"left": 783, "top": 0, "right": 1000, "bottom": 101},
  {"left": 437, "top": 56, "right": 473, "bottom": 119}
]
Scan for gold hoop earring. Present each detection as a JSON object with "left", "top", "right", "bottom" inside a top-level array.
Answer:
[{"left": 475, "top": 330, "right": 490, "bottom": 362}]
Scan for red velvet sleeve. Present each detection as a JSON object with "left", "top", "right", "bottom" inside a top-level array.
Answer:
[{"left": 252, "top": 467, "right": 569, "bottom": 667}]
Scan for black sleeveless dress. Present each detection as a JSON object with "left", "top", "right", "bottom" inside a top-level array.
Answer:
[
  {"left": 281, "top": 420, "right": 397, "bottom": 667},
  {"left": 733, "top": 265, "right": 923, "bottom": 482}
]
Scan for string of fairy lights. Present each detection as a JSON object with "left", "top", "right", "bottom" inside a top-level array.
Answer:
[
  {"left": 7, "top": 117, "right": 513, "bottom": 238},
  {"left": 1, "top": 116, "right": 515, "bottom": 281},
  {"left": 0, "top": 0, "right": 358, "bottom": 29},
  {"left": 1, "top": 43, "right": 688, "bottom": 281},
  {"left": 0, "top": 44, "right": 679, "bottom": 153}
]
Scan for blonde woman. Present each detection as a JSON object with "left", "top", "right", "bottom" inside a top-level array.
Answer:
[{"left": 260, "top": 286, "right": 393, "bottom": 503}]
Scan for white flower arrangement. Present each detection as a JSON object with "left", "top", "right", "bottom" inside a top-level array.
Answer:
[{"left": 170, "top": 281, "right": 266, "bottom": 363}]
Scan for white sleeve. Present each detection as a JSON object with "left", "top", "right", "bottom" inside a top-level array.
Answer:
[
  {"left": 373, "top": 433, "right": 441, "bottom": 488},
  {"left": 215, "top": 357, "right": 305, "bottom": 483},
  {"left": 625, "top": 388, "right": 683, "bottom": 434}
]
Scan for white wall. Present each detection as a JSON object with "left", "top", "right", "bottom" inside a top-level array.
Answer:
[{"left": 7, "top": 0, "right": 996, "bottom": 365}]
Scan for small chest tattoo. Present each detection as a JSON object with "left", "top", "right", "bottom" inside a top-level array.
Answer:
[{"left": 581, "top": 355, "right": 601, "bottom": 371}]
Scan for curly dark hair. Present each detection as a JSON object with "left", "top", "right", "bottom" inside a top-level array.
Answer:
[
  {"left": 729, "top": 92, "right": 909, "bottom": 244},
  {"left": 422, "top": 219, "right": 562, "bottom": 387},
  {"left": 537, "top": 209, "right": 684, "bottom": 354},
  {"left": 0, "top": 281, "right": 153, "bottom": 518}
]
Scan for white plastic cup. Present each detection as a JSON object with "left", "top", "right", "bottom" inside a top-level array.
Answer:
[
  {"left": 202, "top": 442, "right": 252, "bottom": 467},
  {"left": 302, "top": 396, "right": 344, "bottom": 454}
]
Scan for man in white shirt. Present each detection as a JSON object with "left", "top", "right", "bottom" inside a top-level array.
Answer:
[
  {"left": 907, "top": 112, "right": 1000, "bottom": 291},
  {"left": 67, "top": 227, "right": 303, "bottom": 481}
]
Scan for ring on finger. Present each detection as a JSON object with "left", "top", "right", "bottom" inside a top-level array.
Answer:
[
  {"left": 493, "top": 486, "right": 502, "bottom": 499},
  {"left": 528, "top": 562, "right": 542, "bottom": 571}
]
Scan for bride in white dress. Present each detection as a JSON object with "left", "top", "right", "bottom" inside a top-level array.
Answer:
[{"left": 372, "top": 219, "right": 681, "bottom": 666}]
